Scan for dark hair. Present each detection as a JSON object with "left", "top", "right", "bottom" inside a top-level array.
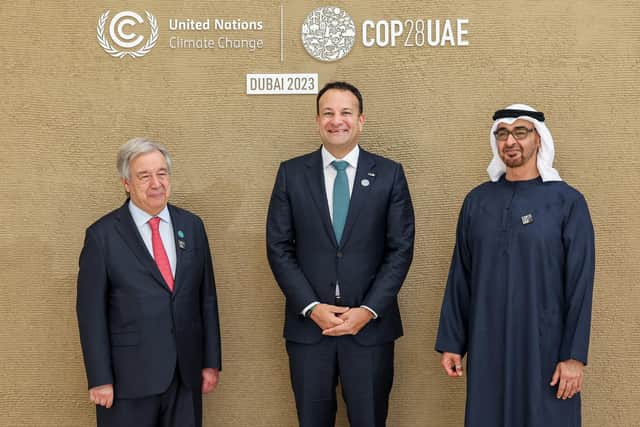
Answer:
[{"left": 316, "top": 81, "right": 363, "bottom": 115}]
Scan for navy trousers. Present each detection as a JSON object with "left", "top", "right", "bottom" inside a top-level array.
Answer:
[
  {"left": 96, "top": 367, "right": 202, "bottom": 427},
  {"left": 286, "top": 336, "right": 395, "bottom": 427}
]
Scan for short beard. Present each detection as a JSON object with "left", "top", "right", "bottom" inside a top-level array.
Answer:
[
  {"left": 501, "top": 148, "right": 536, "bottom": 168},
  {"left": 503, "top": 156, "right": 524, "bottom": 168}
]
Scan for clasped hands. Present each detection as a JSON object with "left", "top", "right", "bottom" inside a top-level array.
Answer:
[{"left": 310, "top": 303, "right": 374, "bottom": 336}]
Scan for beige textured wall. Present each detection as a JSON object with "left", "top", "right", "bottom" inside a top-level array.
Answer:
[{"left": 1, "top": 1, "right": 638, "bottom": 425}]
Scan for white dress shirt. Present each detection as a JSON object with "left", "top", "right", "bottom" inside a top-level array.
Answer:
[
  {"left": 128, "top": 201, "right": 177, "bottom": 277},
  {"left": 321, "top": 144, "right": 359, "bottom": 221}
]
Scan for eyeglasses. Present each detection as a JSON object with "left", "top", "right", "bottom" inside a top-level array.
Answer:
[{"left": 493, "top": 127, "right": 535, "bottom": 141}]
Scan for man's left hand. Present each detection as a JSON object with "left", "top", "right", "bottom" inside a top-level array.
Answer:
[
  {"left": 201, "top": 368, "right": 220, "bottom": 394},
  {"left": 550, "top": 359, "right": 584, "bottom": 399},
  {"left": 322, "top": 307, "right": 373, "bottom": 336}
]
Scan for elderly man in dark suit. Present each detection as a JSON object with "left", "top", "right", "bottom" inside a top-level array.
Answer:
[
  {"left": 77, "top": 137, "right": 221, "bottom": 427},
  {"left": 267, "top": 82, "right": 415, "bottom": 427}
]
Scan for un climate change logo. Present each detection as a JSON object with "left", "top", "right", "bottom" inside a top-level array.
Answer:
[
  {"left": 97, "top": 10, "right": 159, "bottom": 58},
  {"left": 302, "top": 6, "right": 355, "bottom": 62}
]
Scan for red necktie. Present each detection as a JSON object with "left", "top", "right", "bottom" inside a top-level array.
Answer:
[{"left": 148, "top": 217, "right": 174, "bottom": 291}]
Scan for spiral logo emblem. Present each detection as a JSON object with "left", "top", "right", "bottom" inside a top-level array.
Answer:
[
  {"left": 97, "top": 10, "right": 159, "bottom": 59},
  {"left": 301, "top": 6, "right": 356, "bottom": 62}
]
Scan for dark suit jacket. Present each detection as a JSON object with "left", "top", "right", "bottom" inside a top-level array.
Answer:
[
  {"left": 266, "top": 147, "right": 415, "bottom": 345},
  {"left": 76, "top": 202, "right": 221, "bottom": 399}
]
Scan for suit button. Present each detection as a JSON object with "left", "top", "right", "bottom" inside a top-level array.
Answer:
[
  {"left": 170, "top": 328, "right": 175, "bottom": 335},
  {"left": 336, "top": 251, "right": 343, "bottom": 258}
]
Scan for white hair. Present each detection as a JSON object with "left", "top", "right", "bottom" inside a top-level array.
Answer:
[{"left": 116, "top": 137, "right": 172, "bottom": 180}]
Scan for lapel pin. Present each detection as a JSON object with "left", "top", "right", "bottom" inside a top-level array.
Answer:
[
  {"left": 178, "top": 240, "right": 186, "bottom": 249},
  {"left": 361, "top": 179, "right": 370, "bottom": 187},
  {"left": 521, "top": 213, "right": 534, "bottom": 225},
  {"left": 178, "top": 230, "right": 185, "bottom": 238},
  {"left": 367, "top": 172, "right": 375, "bottom": 177}
]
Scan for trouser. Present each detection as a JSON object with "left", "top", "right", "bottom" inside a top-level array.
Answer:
[
  {"left": 96, "top": 367, "right": 202, "bottom": 427},
  {"left": 286, "top": 335, "right": 395, "bottom": 427}
]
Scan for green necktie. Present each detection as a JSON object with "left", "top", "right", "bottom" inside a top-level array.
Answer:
[{"left": 331, "top": 160, "right": 350, "bottom": 244}]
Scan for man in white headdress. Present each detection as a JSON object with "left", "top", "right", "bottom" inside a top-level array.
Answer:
[{"left": 435, "top": 105, "right": 595, "bottom": 426}]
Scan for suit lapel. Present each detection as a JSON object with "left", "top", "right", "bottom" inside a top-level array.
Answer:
[
  {"left": 340, "top": 149, "right": 376, "bottom": 247},
  {"left": 304, "top": 148, "right": 338, "bottom": 247},
  {"left": 168, "top": 204, "right": 185, "bottom": 295},
  {"left": 114, "top": 202, "right": 170, "bottom": 292}
]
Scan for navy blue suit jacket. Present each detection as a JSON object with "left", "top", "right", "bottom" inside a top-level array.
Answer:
[
  {"left": 266, "top": 147, "right": 415, "bottom": 345},
  {"left": 76, "top": 202, "right": 221, "bottom": 399}
]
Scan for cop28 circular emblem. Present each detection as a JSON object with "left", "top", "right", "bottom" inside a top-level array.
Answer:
[
  {"left": 97, "top": 10, "right": 159, "bottom": 58},
  {"left": 301, "top": 6, "right": 356, "bottom": 62}
]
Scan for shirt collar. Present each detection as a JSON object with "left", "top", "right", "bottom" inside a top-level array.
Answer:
[
  {"left": 128, "top": 200, "right": 171, "bottom": 228},
  {"left": 321, "top": 144, "right": 360, "bottom": 170}
]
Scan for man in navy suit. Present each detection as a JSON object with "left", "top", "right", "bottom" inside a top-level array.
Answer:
[
  {"left": 77, "top": 137, "right": 221, "bottom": 427},
  {"left": 267, "top": 82, "right": 415, "bottom": 427}
]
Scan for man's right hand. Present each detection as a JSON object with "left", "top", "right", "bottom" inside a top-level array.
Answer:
[
  {"left": 440, "top": 352, "right": 464, "bottom": 378},
  {"left": 309, "top": 303, "right": 349, "bottom": 330},
  {"left": 89, "top": 384, "right": 114, "bottom": 408}
]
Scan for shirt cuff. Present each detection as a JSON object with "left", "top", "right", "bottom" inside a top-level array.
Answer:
[
  {"left": 301, "top": 301, "right": 320, "bottom": 317},
  {"left": 360, "top": 305, "right": 378, "bottom": 319}
]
